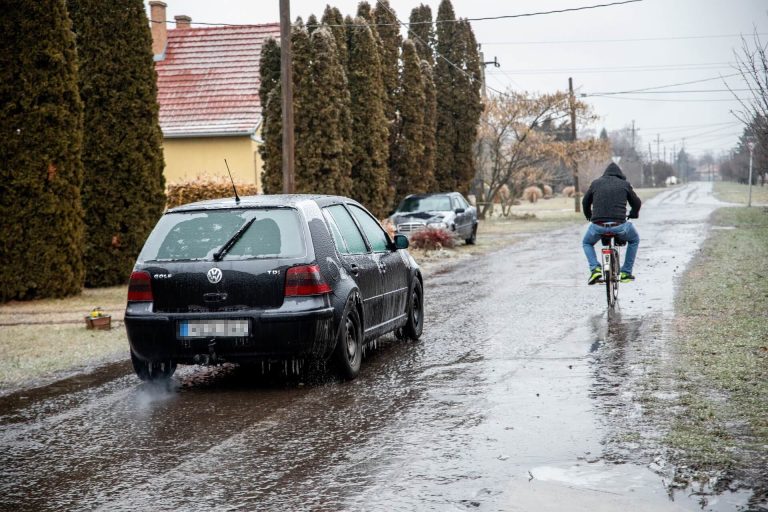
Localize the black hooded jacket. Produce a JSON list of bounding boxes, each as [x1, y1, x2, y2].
[[582, 163, 641, 223]]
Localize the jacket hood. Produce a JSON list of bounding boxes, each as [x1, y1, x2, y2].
[[603, 162, 626, 180]]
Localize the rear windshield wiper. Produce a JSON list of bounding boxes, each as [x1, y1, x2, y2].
[[213, 217, 256, 262]]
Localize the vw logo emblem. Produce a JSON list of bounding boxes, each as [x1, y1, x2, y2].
[[207, 268, 223, 284]]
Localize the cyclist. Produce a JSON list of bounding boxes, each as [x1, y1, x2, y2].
[[582, 162, 641, 285]]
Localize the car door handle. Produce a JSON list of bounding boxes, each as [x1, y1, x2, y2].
[[349, 263, 359, 276]]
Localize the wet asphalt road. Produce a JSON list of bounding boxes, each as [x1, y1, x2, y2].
[[0, 182, 751, 511]]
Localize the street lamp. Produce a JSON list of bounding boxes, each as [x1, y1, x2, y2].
[[747, 138, 755, 207]]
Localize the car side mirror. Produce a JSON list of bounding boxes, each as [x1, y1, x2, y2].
[[454, 208, 465, 214], [393, 234, 409, 250]]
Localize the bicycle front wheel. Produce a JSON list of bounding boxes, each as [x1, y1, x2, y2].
[[605, 266, 614, 308], [610, 249, 620, 307]]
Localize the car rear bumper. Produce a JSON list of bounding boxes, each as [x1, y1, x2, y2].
[[125, 297, 336, 364]]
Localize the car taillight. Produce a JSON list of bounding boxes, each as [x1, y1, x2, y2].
[[127, 271, 153, 301], [285, 264, 332, 296]]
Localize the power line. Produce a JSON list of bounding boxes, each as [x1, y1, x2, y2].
[[481, 32, 768, 46], [488, 61, 733, 75], [584, 72, 742, 95], [586, 94, 750, 102], [373, 0, 511, 99], [642, 121, 740, 131], [428, 0, 643, 25], [587, 88, 752, 94], [150, 0, 643, 28]]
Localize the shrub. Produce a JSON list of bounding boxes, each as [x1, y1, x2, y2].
[[523, 186, 543, 203], [165, 176, 260, 209], [542, 184, 553, 198], [561, 185, 576, 198], [409, 227, 456, 251]]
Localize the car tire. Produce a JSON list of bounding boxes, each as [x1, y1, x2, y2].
[[465, 224, 477, 245], [333, 296, 363, 380], [130, 349, 176, 382], [403, 279, 424, 340]]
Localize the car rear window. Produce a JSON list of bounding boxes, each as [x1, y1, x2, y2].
[[137, 208, 305, 262]]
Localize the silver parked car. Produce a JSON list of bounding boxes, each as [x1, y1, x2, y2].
[[389, 192, 478, 245]]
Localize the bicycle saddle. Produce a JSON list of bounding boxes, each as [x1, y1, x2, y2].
[[600, 234, 627, 246]]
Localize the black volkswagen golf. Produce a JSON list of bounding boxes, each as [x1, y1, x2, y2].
[[125, 195, 423, 381]]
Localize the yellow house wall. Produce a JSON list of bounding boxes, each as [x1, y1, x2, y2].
[[162, 136, 263, 192]]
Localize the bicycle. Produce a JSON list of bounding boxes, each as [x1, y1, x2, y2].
[[599, 233, 626, 309]]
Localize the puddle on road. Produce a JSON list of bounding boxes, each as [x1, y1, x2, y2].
[[582, 311, 759, 511]]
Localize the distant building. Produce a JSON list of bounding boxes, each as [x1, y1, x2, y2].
[[149, 1, 280, 190]]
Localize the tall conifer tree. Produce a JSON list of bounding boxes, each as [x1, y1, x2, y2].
[[347, 17, 391, 217], [420, 59, 438, 192], [306, 14, 319, 36], [356, 1, 374, 23], [393, 40, 426, 198], [258, 38, 282, 194], [453, 19, 483, 194], [0, 0, 85, 300], [373, 1, 402, 125], [434, 0, 459, 191], [68, 0, 166, 287], [301, 27, 352, 196], [408, 4, 435, 65], [261, 24, 312, 193], [321, 6, 348, 66], [434, 0, 482, 193]]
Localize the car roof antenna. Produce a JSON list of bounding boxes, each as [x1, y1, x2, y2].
[[224, 159, 240, 204]]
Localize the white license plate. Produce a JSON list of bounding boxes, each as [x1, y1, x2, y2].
[[178, 320, 250, 338]]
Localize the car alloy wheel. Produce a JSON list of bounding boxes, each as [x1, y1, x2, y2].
[[403, 280, 423, 340], [334, 296, 362, 379]]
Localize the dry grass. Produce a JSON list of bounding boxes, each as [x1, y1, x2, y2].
[[713, 181, 768, 205], [0, 286, 128, 392], [665, 206, 768, 485], [0, 324, 127, 389]]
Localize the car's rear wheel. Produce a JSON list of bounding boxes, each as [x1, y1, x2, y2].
[[130, 349, 176, 382], [465, 224, 477, 245], [333, 297, 363, 380], [403, 279, 424, 340]]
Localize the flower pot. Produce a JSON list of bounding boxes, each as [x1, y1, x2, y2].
[[85, 315, 111, 330]]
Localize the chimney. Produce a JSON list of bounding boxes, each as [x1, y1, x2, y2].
[[174, 15, 192, 29], [149, 1, 168, 57]]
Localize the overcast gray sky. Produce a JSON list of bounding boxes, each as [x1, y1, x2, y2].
[[147, 0, 768, 159]]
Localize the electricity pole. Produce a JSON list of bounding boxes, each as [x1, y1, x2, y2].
[[279, 0, 295, 193], [747, 139, 755, 207], [569, 77, 580, 213]]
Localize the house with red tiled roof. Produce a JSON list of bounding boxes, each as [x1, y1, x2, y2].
[[149, 1, 280, 190]]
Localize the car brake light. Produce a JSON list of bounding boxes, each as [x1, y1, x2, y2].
[[128, 271, 153, 301], [285, 264, 332, 296]]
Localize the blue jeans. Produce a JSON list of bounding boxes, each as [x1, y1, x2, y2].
[[582, 221, 640, 274]]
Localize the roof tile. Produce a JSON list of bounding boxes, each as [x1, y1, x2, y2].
[[155, 24, 280, 137]]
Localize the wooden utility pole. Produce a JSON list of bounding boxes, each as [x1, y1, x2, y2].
[[569, 77, 580, 213], [279, 0, 295, 193]]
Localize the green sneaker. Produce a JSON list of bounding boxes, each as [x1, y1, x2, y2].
[[620, 272, 635, 283], [588, 267, 602, 285]]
